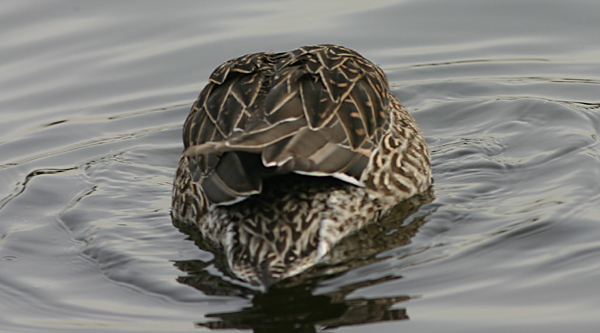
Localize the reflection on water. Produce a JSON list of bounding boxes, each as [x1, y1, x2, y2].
[[197, 277, 409, 332], [173, 190, 433, 331]]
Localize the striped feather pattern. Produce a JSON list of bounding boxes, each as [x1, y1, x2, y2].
[[182, 44, 392, 205], [172, 44, 433, 289]]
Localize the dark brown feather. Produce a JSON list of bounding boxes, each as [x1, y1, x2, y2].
[[182, 44, 394, 205]]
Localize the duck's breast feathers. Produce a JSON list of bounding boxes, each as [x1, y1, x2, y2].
[[183, 44, 394, 203]]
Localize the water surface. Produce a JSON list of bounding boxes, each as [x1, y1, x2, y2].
[[1, 0, 599, 332]]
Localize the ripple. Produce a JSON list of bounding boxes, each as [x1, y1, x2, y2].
[[2, 0, 600, 331]]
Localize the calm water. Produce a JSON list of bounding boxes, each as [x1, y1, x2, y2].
[[1, 0, 600, 332]]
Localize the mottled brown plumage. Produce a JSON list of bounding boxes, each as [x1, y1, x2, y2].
[[172, 44, 432, 289]]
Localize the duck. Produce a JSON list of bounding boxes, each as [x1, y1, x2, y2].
[[171, 44, 432, 289]]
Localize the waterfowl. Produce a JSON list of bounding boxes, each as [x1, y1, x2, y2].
[[171, 44, 432, 288]]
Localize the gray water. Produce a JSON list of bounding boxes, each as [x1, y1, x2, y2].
[[1, 0, 600, 332]]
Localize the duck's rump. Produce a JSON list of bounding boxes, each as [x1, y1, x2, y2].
[[203, 173, 383, 287], [182, 44, 392, 206]]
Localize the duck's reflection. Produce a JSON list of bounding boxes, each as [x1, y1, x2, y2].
[[172, 189, 433, 332], [196, 276, 410, 332]]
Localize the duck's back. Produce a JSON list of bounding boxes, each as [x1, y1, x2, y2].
[[181, 44, 398, 206], [172, 44, 432, 288]]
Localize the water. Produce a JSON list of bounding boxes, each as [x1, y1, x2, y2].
[[1, 0, 599, 332]]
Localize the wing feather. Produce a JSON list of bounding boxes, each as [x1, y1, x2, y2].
[[182, 44, 394, 205]]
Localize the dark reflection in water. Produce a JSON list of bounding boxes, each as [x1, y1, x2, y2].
[[196, 277, 409, 332], [173, 190, 433, 332]]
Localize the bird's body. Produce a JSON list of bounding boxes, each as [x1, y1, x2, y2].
[[172, 44, 432, 288]]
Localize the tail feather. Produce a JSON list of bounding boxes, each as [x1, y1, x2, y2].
[[181, 44, 397, 206], [201, 152, 263, 205]]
